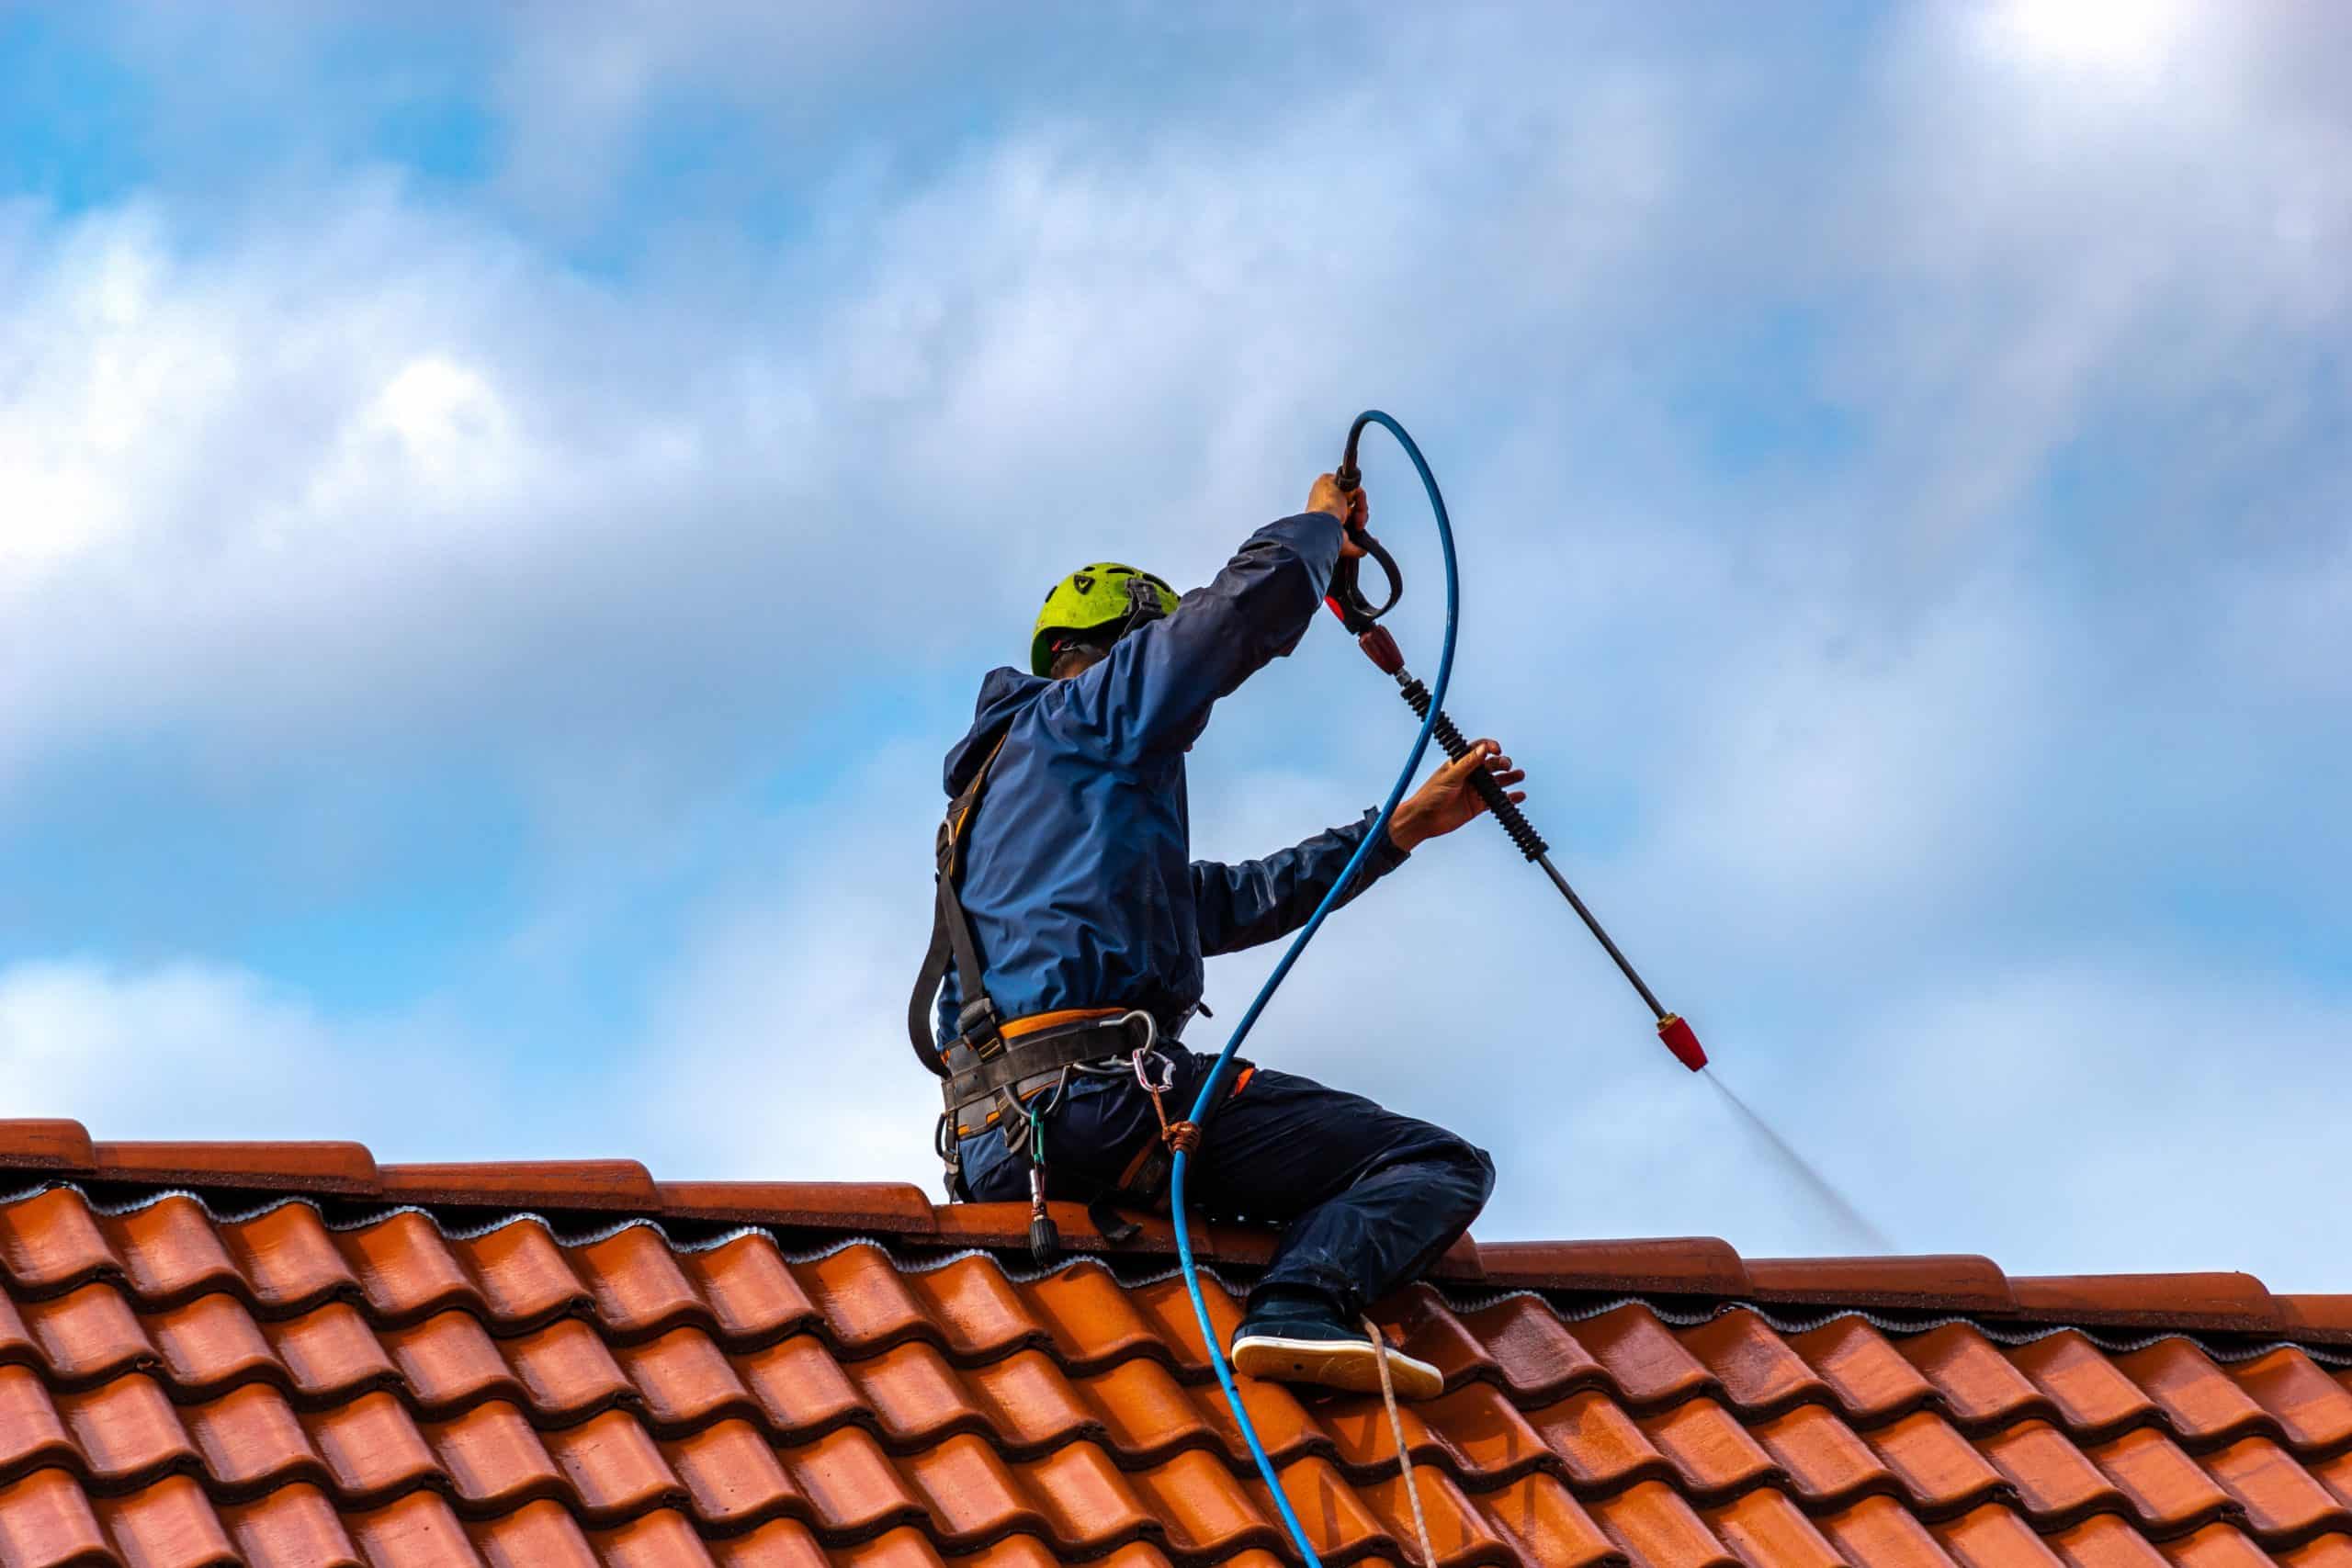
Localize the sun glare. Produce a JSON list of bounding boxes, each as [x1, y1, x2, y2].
[[1983, 0, 2191, 77]]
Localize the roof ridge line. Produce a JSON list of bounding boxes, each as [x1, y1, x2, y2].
[[13, 1175, 2349, 1374]]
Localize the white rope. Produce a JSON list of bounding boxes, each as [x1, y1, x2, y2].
[[1367, 1314, 1436, 1568]]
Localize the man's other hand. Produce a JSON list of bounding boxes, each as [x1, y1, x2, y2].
[[1386, 741, 1527, 852], [1306, 473, 1370, 555]]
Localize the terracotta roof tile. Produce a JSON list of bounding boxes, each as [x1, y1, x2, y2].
[[6, 1122, 2352, 1565]]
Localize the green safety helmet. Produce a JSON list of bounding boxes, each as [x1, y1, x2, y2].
[[1031, 562, 1181, 676]]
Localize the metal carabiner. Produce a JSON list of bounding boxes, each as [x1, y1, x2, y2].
[[1121, 1010, 1172, 1093]]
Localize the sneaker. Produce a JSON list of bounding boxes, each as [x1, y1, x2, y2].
[[1230, 1303, 1443, 1401]]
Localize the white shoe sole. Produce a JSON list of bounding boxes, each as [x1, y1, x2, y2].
[[1230, 1331, 1445, 1401]]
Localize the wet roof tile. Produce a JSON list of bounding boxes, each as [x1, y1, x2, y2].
[[4, 1121, 2351, 1565]]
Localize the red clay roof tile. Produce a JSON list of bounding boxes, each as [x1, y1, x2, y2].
[[4, 1122, 2352, 1565], [93, 1141, 379, 1194]]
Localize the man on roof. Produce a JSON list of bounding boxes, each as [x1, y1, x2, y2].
[[913, 472, 1521, 1400]]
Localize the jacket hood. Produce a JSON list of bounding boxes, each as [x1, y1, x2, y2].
[[944, 667, 1047, 795]]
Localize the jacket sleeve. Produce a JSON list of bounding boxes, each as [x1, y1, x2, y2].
[[1191, 809, 1413, 957], [1035, 513, 1343, 761]]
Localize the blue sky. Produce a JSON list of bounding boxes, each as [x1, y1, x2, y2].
[[2, 2, 2347, 1283]]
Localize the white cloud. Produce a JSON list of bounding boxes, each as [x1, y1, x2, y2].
[[0, 957, 513, 1157], [4, 2, 2348, 1288]]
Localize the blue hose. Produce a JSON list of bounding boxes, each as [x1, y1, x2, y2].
[[1170, 411, 1459, 1565]]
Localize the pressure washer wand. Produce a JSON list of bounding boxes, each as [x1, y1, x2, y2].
[[1331, 438, 1707, 1073]]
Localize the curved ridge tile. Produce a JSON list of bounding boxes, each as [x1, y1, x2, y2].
[[1747, 1256, 2016, 1314], [0, 1122, 96, 1173], [379, 1161, 660, 1213], [2012, 1275, 2280, 1335], [1477, 1236, 1747, 1296], [96, 1143, 378, 1197]]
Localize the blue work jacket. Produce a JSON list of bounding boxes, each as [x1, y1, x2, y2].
[[933, 512, 1412, 1048]]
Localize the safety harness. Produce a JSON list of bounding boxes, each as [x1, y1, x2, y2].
[[908, 727, 1199, 1262]]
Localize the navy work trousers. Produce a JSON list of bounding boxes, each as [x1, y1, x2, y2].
[[957, 1048, 1496, 1318]]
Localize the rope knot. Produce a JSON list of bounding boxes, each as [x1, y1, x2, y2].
[[1162, 1120, 1202, 1156]]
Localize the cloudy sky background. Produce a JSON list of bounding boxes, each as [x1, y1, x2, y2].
[[3, 2, 2346, 1283]]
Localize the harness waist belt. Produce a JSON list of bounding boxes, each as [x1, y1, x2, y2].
[[941, 1010, 1150, 1135]]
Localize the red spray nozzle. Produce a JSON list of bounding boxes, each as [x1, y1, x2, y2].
[[1657, 1013, 1707, 1072]]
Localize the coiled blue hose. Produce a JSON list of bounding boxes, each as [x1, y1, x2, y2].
[[1169, 411, 1459, 1565]]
